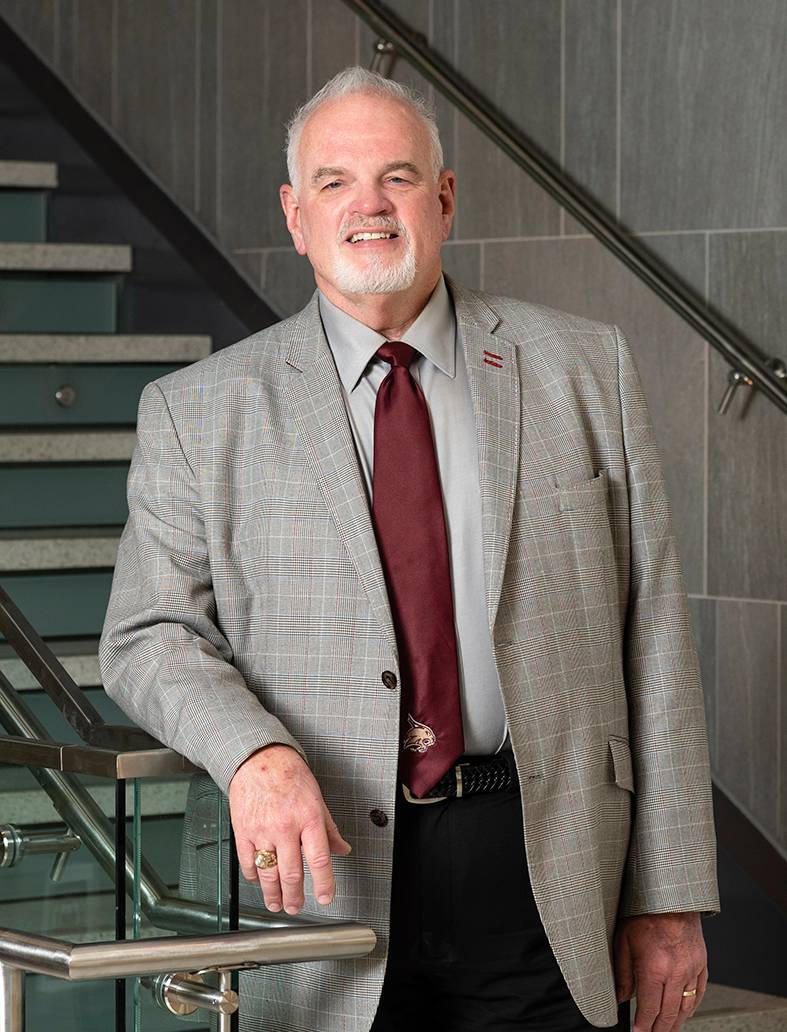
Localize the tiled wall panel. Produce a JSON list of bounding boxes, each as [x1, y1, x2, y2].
[[218, 0, 307, 250], [620, 0, 787, 231], [115, 0, 198, 214], [717, 600, 780, 840]]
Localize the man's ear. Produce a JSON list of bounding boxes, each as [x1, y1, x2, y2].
[[279, 184, 307, 255], [438, 170, 457, 240]]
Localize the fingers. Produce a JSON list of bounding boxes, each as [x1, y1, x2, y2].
[[235, 833, 260, 883], [632, 977, 663, 1032], [237, 819, 351, 914], [676, 966, 707, 1026], [633, 968, 705, 1032], [614, 929, 635, 1003], [254, 840, 284, 912], [651, 980, 683, 1032], [696, 964, 709, 1007], [301, 819, 337, 905], [268, 834, 306, 914]]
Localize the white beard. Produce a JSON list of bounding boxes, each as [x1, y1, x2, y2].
[[329, 240, 417, 295]]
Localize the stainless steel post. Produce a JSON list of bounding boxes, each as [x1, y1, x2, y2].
[[216, 970, 232, 1032], [0, 964, 23, 1032]]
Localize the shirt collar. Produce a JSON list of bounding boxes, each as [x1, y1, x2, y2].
[[318, 274, 456, 393]]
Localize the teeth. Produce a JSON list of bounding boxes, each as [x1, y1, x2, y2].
[[349, 231, 395, 243]]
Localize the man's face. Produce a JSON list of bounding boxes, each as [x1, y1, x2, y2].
[[280, 92, 456, 304]]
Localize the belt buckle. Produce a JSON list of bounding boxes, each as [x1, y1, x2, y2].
[[401, 784, 445, 804], [401, 763, 466, 805]]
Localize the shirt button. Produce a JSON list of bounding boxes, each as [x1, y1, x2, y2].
[[369, 808, 388, 827], [381, 671, 397, 690]]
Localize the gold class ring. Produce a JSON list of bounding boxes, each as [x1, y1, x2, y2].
[[682, 989, 698, 998], [253, 848, 278, 870]]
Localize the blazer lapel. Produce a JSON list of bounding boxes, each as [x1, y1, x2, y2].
[[284, 293, 398, 658], [447, 276, 520, 634]]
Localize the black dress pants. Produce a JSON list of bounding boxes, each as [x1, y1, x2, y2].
[[371, 763, 630, 1031]]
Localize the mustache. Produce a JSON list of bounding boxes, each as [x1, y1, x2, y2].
[[339, 217, 409, 242]]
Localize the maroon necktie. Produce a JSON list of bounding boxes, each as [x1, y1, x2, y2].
[[371, 341, 464, 798]]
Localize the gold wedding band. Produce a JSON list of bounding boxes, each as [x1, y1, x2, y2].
[[253, 848, 278, 870], [682, 989, 698, 998]]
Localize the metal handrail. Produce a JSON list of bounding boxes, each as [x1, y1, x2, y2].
[[0, 923, 376, 980], [340, 0, 787, 415], [0, 923, 376, 1031]]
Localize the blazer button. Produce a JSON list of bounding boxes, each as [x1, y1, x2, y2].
[[369, 808, 388, 827], [381, 671, 397, 690]]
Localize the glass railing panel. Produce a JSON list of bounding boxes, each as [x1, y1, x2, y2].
[[0, 764, 120, 1031], [129, 771, 228, 1031]]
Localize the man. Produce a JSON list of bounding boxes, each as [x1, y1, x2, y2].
[[99, 67, 719, 1031]]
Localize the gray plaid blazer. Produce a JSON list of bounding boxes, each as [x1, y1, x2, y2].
[[99, 275, 720, 1030]]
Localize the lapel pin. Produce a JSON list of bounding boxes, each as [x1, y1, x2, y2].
[[483, 349, 503, 368]]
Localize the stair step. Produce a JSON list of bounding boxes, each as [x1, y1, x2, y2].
[[0, 777, 189, 824], [688, 982, 787, 1028], [0, 641, 100, 690], [0, 532, 121, 571], [0, 333, 211, 362], [0, 242, 132, 272], [0, 159, 58, 189], [0, 430, 136, 462]]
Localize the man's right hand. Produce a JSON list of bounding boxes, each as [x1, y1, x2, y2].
[[228, 743, 352, 914]]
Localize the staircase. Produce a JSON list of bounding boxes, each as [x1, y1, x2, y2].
[[0, 85, 219, 1032], [0, 154, 210, 659]]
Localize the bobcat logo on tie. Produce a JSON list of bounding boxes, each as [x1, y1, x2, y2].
[[403, 714, 436, 753]]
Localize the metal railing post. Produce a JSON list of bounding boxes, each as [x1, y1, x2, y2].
[[0, 963, 24, 1032]]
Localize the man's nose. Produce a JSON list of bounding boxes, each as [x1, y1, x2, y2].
[[350, 183, 393, 215]]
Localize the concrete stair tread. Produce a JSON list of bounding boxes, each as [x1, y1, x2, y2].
[[0, 639, 101, 690], [626, 983, 787, 1029], [0, 332, 211, 362], [0, 776, 190, 823], [0, 530, 122, 570], [693, 982, 787, 1020], [0, 429, 137, 462], [0, 159, 58, 189], [0, 241, 132, 272]]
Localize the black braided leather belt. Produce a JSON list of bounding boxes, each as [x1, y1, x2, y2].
[[401, 749, 516, 804]]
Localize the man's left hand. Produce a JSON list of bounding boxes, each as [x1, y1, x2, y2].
[[614, 912, 708, 1032]]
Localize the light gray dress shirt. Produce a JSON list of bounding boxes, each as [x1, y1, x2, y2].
[[318, 274, 510, 756]]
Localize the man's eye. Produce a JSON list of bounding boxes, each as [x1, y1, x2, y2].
[[323, 181, 342, 190], [387, 177, 407, 184]]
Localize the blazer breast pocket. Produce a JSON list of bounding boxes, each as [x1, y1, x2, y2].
[[555, 468, 608, 513], [516, 467, 609, 516]]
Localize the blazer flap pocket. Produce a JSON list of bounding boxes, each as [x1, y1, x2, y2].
[[555, 467, 606, 491], [608, 735, 635, 793], [518, 467, 606, 500]]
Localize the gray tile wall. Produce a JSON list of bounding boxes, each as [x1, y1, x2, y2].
[[2, 0, 784, 856]]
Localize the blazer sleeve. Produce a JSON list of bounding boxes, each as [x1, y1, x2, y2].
[[98, 380, 309, 795], [614, 326, 720, 918]]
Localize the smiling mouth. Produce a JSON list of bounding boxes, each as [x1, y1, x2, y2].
[[346, 231, 399, 244]]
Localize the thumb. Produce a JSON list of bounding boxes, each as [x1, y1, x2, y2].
[[614, 927, 635, 1003]]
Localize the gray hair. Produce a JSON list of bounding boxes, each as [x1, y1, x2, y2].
[[285, 66, 444, 193]]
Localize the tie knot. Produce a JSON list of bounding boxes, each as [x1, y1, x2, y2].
[[377, 340, 417, 369]]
